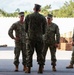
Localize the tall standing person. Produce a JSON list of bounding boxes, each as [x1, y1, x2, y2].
[[25, 4, 46, 73], [8, 12, 27, 72], [66, 28, 74, 68], [42, 14, 60, 71]]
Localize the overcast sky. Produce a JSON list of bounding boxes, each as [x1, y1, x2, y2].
[[0, 0, 70, 13]]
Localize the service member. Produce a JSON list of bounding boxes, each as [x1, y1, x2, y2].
[[25, 4, 46, 73], [42, 14, 60, 71], [8, 12, 27, 72], [66, 32, 74, 68]]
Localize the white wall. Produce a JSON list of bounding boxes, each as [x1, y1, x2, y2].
[[0, 17, 19, 46], [53, 18, 74, 34], [0, 17, 74, 46]]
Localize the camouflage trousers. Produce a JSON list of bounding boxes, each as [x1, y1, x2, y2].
[[70, 46, 74, 65], [42, 42, 57, 66], [26, 39, 44, 67], [14, 42, 26, 66]]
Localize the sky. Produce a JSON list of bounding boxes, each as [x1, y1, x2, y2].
[[0, 0, 70, 13]]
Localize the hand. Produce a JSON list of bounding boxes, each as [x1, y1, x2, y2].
[[14, 37, 20, 41], [55, 44, 59, 48]]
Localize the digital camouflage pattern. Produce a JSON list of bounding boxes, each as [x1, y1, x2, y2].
[[43, 22, 60, 66], [25, 12, 46, 40], [44, 23, 60, 44], [25, 12, 46, 67], [8, 21, 26, 66], [70, 33, 74, 65]]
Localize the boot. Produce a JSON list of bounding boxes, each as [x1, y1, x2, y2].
[[38, 65, 44, 73], [23, 65, 27, 71], [52, 65, 56, 71], [66, 64, 73, 69], [15, 65, 18, 72], [25, 67, 31, 73]]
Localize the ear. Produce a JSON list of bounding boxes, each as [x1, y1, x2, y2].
[[39, 9, 41, 12], [51, 18, 53, 21], [33, 8, 35, 11]]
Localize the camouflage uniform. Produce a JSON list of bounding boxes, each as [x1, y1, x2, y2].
[[25, 12, 46, 67], [70, 34, 74, 65], [8, 21, 26, 66], [43, 22, 60, 66]]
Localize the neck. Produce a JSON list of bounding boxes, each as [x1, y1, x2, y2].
[[34, 11, 38, 13], [20, 20, 24, 24], [34, 9, 39, 13], [48, 22, 52, 25]]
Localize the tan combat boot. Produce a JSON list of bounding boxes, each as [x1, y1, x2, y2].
[[66, 64, 73, 69], [38, 65, 44, 73], [25, 67, 31, 73], [15, 65, 18, 72], [52, 65, 56, 71], [23, 65, 27, 71]]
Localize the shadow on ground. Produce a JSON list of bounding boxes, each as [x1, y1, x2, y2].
[[0, 59, 74, 75]]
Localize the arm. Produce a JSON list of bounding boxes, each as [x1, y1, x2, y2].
[[55, 25, 60, 44], [55, 25, 60, 48], [25, 15, 29, 33], [8, 24, 15, 39], [42, 16, 47, 34]]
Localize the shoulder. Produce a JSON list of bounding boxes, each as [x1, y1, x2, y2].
[[52, 23, 58, 27], [39, 13, 45, 18], [13, 21, 19, 24], [28, 13, 37, 17], [26, 14, 31, 18], [25, 14, 31, 20], [38, 14, 46, 21], [12, 21, 19, 27], [51, 23, 59, 30]]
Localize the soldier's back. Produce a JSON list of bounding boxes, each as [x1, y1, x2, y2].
[[28, 12, 45, 39]]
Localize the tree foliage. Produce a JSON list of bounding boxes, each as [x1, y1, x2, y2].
[[52, 0, 74, 17], [40, 5, 51, 16], [0, 0, 74, 17]]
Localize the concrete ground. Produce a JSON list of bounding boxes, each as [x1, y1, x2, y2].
[[0, 47, 74, 75]]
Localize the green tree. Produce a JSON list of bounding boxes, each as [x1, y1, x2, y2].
[[52, 0, 74, 17], [15, 8, 20, 13], [40, 5, 51, 16]]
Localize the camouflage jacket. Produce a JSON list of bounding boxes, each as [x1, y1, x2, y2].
[[25, 12, 46, 41], [8, 21, 26, 43], [44, 22, 60, 44]]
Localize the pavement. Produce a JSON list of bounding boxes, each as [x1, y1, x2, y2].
[[0, 47, 74, 75]]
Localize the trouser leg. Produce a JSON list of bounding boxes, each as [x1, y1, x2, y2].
[[14, 47, 20, 66], [26, 40, 34, 67], [35, 40, 44, 65], [70, 47, 74, 65], [66, 47, 74, 68], [21, 43, 27, 71], [42, 42, 48, 64], [25, 40, 34, 73], [22, 43, 26, 65], [35, 40, 45, 73], [50, 46, 57, 66]]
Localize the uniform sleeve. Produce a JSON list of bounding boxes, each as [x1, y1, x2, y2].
[[42, 16, 47, 34], [8, 24, 16, 39], [25, 15, 29, 33], [55, 25, 60, 44]]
